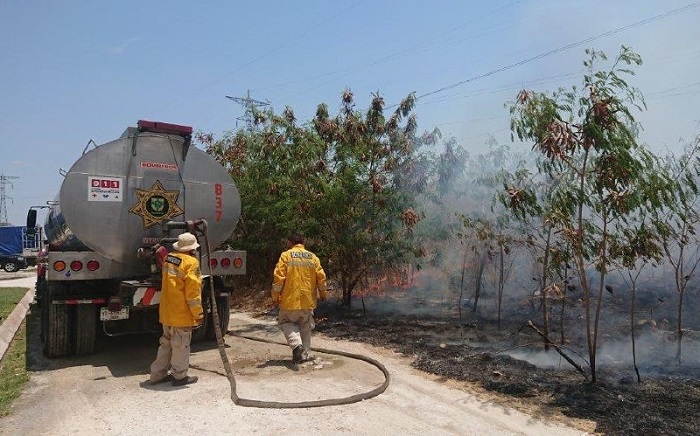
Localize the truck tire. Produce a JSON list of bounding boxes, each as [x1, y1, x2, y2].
[[35, 277, 47, 308], [43, 283, 70, 358], [40, 288, 49, 342], [206, 295, 231, 340], [74, 305, 97, 355], [45, 302, 70, 357]]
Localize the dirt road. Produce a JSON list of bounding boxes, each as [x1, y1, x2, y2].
[[0, 278, 588, 435]]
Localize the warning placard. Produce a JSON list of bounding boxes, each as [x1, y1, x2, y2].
[[88, 176, 123, 202]]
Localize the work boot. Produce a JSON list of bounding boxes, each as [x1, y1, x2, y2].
[[172, 375, 198, 386], [301, 353, 316, 363], [292, 345, 304, 364], [149, 374, 174, 385]]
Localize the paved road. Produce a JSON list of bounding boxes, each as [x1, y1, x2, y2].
[[0, 271, 36, 288]]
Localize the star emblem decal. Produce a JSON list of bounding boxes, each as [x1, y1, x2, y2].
[[129, 180, 184, 228]]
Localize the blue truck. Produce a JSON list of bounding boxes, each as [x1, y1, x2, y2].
[[0, 225, 42, 271]]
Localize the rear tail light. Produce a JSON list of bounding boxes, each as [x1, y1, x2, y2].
[[51, 259, 100, 273], [208, 255, 244, 270]]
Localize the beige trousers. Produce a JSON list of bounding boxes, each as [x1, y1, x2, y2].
[[149, 325, 193, 382], [277, 309, 315, 352]]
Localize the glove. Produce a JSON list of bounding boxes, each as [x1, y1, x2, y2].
[[271, 290, 281, 306]]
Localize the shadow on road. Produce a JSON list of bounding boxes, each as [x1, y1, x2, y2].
[[24, 304, 227, 379]]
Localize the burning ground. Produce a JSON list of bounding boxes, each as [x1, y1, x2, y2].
[[236, 279, 700, 436]]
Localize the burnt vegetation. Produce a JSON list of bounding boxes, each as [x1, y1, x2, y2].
[[217, 47, 700, 435]]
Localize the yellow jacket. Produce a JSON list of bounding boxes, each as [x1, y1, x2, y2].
[[160, 251, 203, 327], [272, 244, 327, 310]]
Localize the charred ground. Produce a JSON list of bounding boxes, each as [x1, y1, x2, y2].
[[234, 286, 700, 436], [315, 311, 700, 436]]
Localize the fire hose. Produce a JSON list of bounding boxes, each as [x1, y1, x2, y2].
[[193, 221, 390, 408]]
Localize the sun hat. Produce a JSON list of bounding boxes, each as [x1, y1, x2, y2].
[[173, 232, 200, 252]]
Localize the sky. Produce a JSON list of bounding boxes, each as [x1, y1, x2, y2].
[[1, 0, 699, 226]]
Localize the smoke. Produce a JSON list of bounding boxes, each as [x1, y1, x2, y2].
[[505, 330, 700, 376], [333, 132, 700, 378]]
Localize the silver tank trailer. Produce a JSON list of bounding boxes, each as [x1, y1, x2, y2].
[[46, 121, 240, 275]]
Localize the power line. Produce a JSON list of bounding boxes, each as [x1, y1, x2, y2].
[[412, 2, 700, 103], [276, 0, 526, 102], [148, 0, 365, 119], [419, 70, 584, 106], [646, 81, 700, 98]]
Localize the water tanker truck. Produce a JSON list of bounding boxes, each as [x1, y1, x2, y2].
[[28, 120, 246, 357]]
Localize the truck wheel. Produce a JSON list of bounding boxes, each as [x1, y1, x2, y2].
[[45, 302, 70, 357], [74, 305, 97, 355], [3, 262, 18, 273], [40, 289, 49, 342], [43, 283, 70, 357], [206, 295, 231, 340], [35, 278, 46, 307]]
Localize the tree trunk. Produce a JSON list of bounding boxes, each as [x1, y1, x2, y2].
[[459, 248, 468, 336], [630, 280, 641, 382], [540, 225, 553, 350], [342, 288, 351, 308], [588, 211, 610, 383], [676, 290, 685, 364], [341, 274, 352, 308], [497, 245, 505, 330], [473, 252, 486, 313]]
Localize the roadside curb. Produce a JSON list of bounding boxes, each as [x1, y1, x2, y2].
[[0, 288, 35, 364]]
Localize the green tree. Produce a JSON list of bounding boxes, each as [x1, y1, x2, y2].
[[458, 215, 515, 330], [202, 90, 427, 308], [311, 90, 424, 307], [457, 144, 530, 327], [496, 164, 569, 349], [506, 47, 672, 381], [198, 106, 327, 284], [652, 139, 700, 363]]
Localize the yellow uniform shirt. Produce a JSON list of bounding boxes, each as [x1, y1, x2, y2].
[[272, 244, 327, 310], [160, 251, 203, 327]]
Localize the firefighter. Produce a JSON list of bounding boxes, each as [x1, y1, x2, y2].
[[149, 232, 204, 386], [272, 232, 327, 364]]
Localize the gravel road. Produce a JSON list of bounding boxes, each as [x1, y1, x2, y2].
[[0, 276, 589, 436]]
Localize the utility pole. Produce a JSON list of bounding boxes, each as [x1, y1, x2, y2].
[[0, 174, 19, 226], [225, 91, 270, 131]]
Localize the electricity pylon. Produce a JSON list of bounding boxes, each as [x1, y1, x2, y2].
[[0, 174, 19, 226], [226, 90, 270, 131]]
